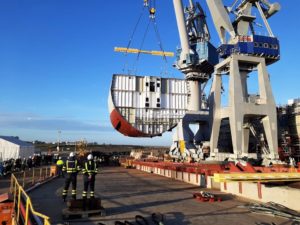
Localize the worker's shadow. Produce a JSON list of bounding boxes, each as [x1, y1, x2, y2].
[[255, 223, 277, 225], [164, 212, 191, 225]]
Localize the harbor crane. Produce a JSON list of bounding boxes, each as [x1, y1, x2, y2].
[[109, 0, 282, 163], [207, 0, 281, 162]]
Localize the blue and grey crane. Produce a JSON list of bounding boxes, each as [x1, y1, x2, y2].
[[207, 0, 281, 163], [170, 0, 218, 159]]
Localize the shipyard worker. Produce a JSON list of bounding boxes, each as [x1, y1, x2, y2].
[[21, 158, 27, 171], [62, 152, 80, 201], [82, 154, 98, 199], [56, 156, 64, 178], [14, 158, 22, 172], [0, 162, 4, 177], [27, 156, 33, 170]]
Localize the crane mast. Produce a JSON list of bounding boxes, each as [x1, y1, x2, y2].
[[170, 0, 218, 160]]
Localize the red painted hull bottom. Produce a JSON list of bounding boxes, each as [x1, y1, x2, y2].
[[110, 109, 155, 137]]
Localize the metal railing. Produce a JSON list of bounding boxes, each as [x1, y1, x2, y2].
[[12, 167, 54, 190], [10, 167, 54, 225]]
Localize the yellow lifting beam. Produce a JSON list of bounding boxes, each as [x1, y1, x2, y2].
[[114, 47, 174, 57], [214, 172, 300, 183]]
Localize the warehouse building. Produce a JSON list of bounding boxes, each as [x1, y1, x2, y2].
[[0, 136, 35, 161]]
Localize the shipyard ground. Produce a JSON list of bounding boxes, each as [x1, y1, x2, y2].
[[0, 178, 10, 193], [24, 167, 293, 225]]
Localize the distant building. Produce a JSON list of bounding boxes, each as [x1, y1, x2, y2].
[[0, 136, 35, 161], [277, 98, 300, 161]]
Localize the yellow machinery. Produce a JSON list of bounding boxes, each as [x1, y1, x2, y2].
[[124, 159, 134, 168], [76, 141, 89, 158], [0, 193, 13, 225], [119, 158, 135, 169], [114, 47, 174, 57]]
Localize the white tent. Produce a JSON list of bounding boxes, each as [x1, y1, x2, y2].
[[0, 136, 35, 161]]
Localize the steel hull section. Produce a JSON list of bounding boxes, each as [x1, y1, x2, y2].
[[108, 74, 188, 138], [108, 92, 153, 137]]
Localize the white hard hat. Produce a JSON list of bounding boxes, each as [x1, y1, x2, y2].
[[69, 152, 75, 157], [87, 154, 93, 160]]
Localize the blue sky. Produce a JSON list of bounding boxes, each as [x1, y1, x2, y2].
[[0, 0, 298, 145]]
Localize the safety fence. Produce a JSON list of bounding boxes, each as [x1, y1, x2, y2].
[[11, 167, 55, 190], [9, 167, 54, 225]]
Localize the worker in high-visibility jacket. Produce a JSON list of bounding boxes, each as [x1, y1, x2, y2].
[[56, 156, 64, 178], [62, 152, 80, 201], [82, 154, 98, 199]]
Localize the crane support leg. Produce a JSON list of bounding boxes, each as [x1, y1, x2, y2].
[[170, 112, 210, 160], [209, 73, 222, 158], [209, 54, 279, 162]]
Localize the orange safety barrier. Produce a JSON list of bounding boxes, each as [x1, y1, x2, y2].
[[133, 160, 300, 176], [0, 193, 13, 225]]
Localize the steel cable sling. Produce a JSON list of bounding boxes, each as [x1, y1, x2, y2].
[[135, 19, 151, 65], [117, 0, 173, 75], [122, 4, 146, 73]]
